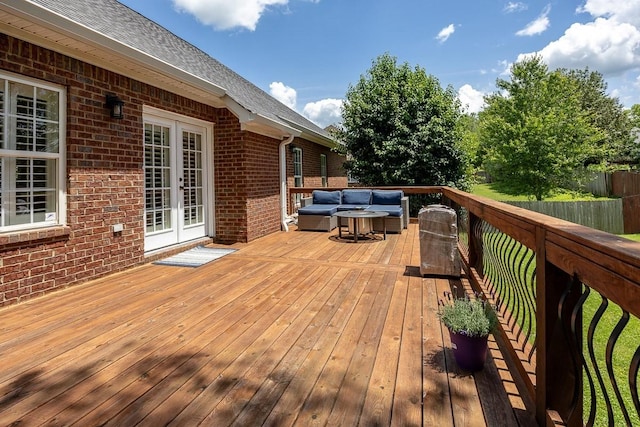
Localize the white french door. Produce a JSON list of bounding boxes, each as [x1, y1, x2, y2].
[[143, 110, 213, 252]]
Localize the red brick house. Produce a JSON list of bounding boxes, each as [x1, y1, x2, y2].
[[0, 0, 347, 307]]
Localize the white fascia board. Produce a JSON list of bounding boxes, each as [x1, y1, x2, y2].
[[224, 95, 301, 139], [277, 116, 335, 147], [2, 1, 227, 98], [249, 114, 300, 136]]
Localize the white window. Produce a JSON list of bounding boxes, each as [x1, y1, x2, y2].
[[0, 73, 65, 231], [320, 154, 327, 187], [292, 147, 303, 207]]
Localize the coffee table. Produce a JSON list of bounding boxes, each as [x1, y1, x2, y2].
[[334, 210, 389, 242]]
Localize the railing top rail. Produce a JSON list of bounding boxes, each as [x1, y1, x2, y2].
[[288, 186, 444, 194]]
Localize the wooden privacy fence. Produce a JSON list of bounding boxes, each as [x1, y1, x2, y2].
[[507, 200, 624, 234], [290, 186, 640, 426], [586, 171, 640, 198]]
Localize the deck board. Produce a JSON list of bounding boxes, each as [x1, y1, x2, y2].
[[0, 224, 536, 426]]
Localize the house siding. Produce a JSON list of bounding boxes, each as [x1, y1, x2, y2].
[[0, 34, 343, 307]]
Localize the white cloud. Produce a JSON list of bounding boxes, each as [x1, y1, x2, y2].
[[518, 18, 640, 75], [577, 0, 640, 26], [492, 60, 512, 76], [302, 99, 343, 127], [172, 0, 288, 31], [269, 82, 297, 109], [436, 24, 456, 43], [504, 2, 527, 14], [516, 4, 551, 36], [458, 84, 486, 113]]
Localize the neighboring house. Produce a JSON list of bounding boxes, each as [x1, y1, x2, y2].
[[0, 0, 347, 307]]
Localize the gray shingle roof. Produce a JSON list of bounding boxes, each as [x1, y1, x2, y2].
[[30, 0, 331, 140]]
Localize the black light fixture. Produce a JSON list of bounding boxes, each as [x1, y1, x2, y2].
[[105, 94, 124, 119], [289, 143, 298, 153]]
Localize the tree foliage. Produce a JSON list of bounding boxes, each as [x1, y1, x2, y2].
[[457, 113, 482, 177], [479, 56, 605, 200], [558, 68, 633, 164], [337, 53, 468, 191], [627, 104, 640, 164]]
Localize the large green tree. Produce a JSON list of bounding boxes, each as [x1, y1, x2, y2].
[[479, 56, 604, 200], [558, 68, 633, 164], [337, 54, 468, 192], [627, 104, 640, 164]]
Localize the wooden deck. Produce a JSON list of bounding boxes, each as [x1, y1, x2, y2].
[[0, 224, 536, 426]]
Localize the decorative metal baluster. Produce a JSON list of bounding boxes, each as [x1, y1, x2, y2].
[[586, 294, 613, 427], [526, 266, 537, 362], [605, 310, 632, 426], [569, 286, 598, 427], [558, 276, 583, 422], [629, 345, 640, 420]]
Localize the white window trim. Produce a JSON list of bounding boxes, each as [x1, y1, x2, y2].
[[0, 71, 66, 232], [292, 147, 303, 207], [293, 147, 303, 187], [142, 105, 215, 240], [320, 153, 327, 187]]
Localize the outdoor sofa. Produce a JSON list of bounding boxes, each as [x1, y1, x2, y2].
[[297, 189, 409, 233]]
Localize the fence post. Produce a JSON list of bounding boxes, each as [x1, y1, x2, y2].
[[468, 212, 483, 277], [536, 226, 582, 426]]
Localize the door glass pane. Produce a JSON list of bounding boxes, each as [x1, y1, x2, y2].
[[182, 130, 204, 227], [144, 123, 172, 234]]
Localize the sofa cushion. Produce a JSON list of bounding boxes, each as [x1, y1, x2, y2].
[[312, 190, 341, 205], [371, 190, 403, 205], [298, 204, 339, 216], [341, 189, 372, 205], [337, 204, 371, 211], [367, 205, 403, 217]]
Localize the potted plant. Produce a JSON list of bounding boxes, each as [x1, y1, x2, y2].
[[438, 294, 498, 372]]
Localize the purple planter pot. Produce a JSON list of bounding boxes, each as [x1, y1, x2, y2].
[[449, 330, 489, 372]]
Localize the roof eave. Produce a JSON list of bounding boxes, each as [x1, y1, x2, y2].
[[277, 116, 335, 147], [224, 96, 301, 140]]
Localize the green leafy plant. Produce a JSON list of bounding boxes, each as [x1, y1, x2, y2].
[[439, 295, 498, 338]]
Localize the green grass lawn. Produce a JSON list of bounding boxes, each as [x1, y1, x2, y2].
[[472, 182, 640, 242], [472, 182, 608, 202]]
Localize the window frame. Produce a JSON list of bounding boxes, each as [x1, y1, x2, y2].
[[292, 147, 303, 207], [320, 153, 327, 187], [0, 71, 66, 232]]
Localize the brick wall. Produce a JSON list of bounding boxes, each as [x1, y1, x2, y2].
[[213, 109, 249, 243], [0, 35, 223, 306], [245, 132, 282, 241], [286, 139, 348, 212], [0, 33, 345, 307]]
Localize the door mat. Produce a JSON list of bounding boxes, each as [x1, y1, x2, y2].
[[153, 246, 236, 268]]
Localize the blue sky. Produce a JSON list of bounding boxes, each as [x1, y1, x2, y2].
[[118, 0, 640, 128]]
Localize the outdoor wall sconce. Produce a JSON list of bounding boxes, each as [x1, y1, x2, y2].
[[105, 94, 125, 119], [289, 143, 298, 153]]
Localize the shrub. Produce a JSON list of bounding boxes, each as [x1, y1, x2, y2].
[[439, 296, 498, 338]]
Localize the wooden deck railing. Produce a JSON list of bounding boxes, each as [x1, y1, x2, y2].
[[290, 186, 640, 426]]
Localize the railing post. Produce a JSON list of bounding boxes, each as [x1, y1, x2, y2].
[[468, 212, 483, 277], [536, 226, 582, 426]]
